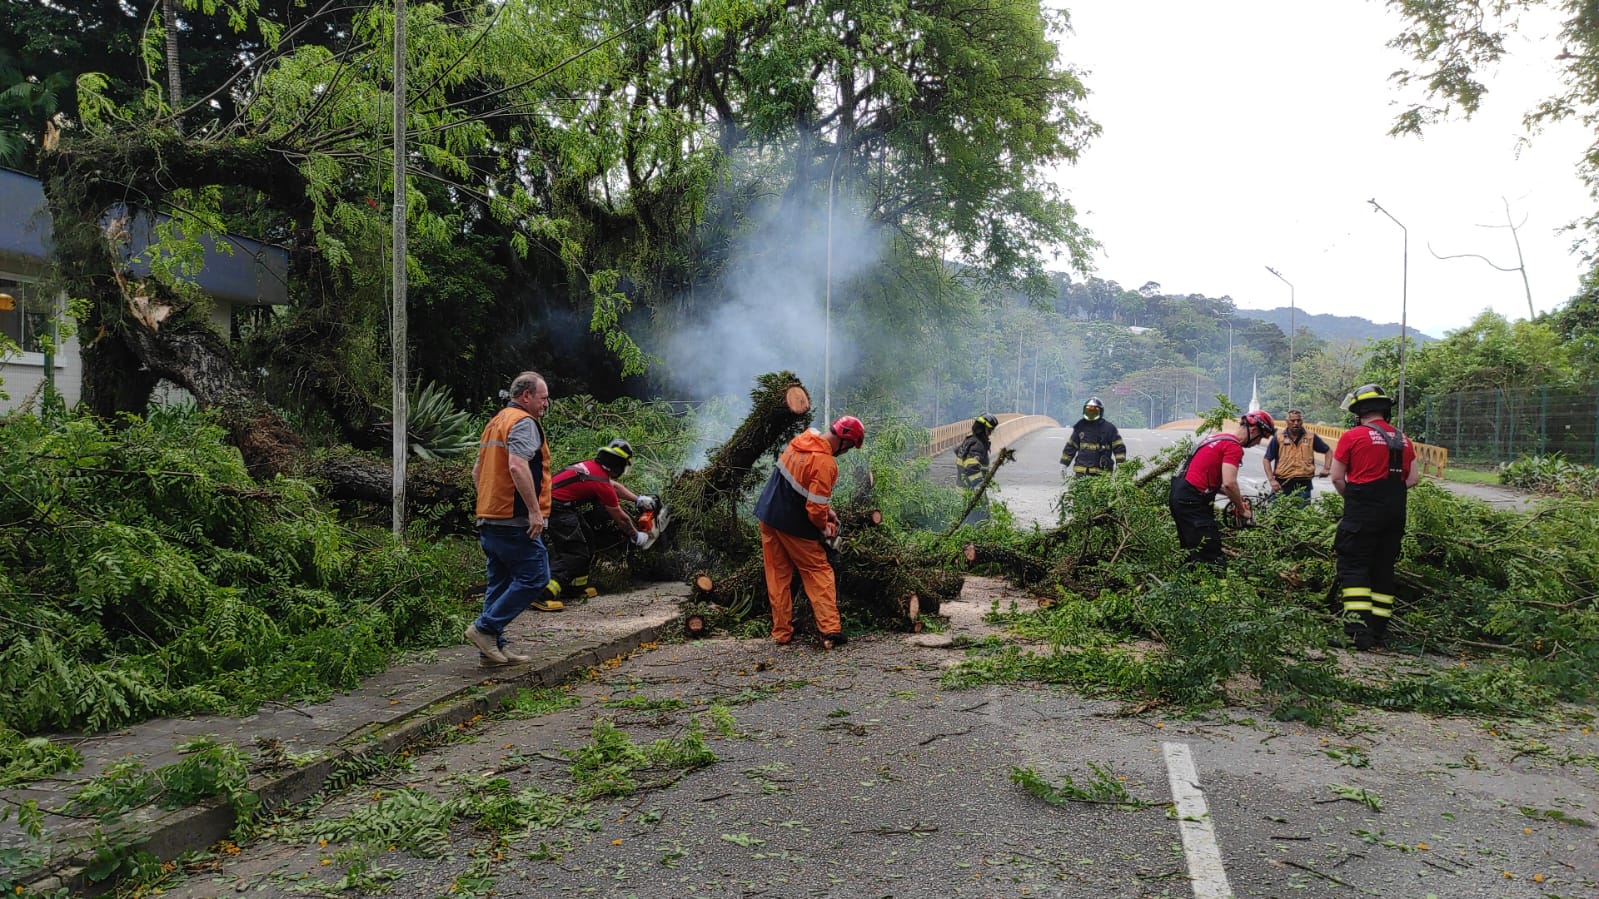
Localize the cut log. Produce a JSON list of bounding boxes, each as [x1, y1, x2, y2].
[[693, 573, 715, 593], [785, 385, 811, 414]]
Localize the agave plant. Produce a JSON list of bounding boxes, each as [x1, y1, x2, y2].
[[398, 381, 477, 460]]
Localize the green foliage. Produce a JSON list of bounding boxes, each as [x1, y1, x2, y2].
[[1499, 455, 1599, 497], [0, 407, 476, 734], [399, 381, 477, 460], [564, 716, 717, 800], [286, 788, 462, 858], [1010, 763, 1153, 810], [0, 728, 81, 787], [498, 687, 581, 720], [62, 737, 257, 835], [940, 416, 1599, 719]]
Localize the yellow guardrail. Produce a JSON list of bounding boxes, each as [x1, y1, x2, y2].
[[1157, 418, 1447, 477], [926, 414, 1061, 458], [1303, 423, 1448, 477]]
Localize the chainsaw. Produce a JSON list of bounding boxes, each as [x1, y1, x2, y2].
[[634, 502, 670, 550]]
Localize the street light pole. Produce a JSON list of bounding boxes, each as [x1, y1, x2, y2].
[[1368, 198, 1409, 433], [823, 148, 843, 425], [391, 0, 408, 540], [1265, 266, 1294, 411], [1219, 311, 1233, 402]]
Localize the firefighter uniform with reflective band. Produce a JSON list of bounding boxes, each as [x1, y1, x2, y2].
[[753, 429, 843, 643], [955, 433, 991, 490], [543, 459, 622, 601], [1060, 417, 1127, 475], [1334, 422, 1416, 642], [1168, 434, 1242, 568]]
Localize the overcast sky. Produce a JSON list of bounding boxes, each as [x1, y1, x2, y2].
[[1049, 0, 1595, 339]]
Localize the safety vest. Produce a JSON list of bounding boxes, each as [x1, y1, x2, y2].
[[475, 406, 552, 521], [1273, 432, 1318, 479]]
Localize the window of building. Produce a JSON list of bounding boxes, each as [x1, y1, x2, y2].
[[0, 275, 53, 355]]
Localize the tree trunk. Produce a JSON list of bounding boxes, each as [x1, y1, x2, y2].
[[163, 0, 183, 131]]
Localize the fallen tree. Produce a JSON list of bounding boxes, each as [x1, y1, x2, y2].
[[629, 372, 963, 637]]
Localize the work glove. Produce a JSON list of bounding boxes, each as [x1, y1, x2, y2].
[[635, 494, 658, 511], [632, 531, 649, 548]]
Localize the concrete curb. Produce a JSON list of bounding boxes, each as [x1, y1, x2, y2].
[[24, 618, 675, 895]]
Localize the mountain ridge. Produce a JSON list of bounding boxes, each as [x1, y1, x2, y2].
[[1236, 306, 1439, 344]]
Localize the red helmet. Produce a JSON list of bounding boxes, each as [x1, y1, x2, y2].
[[1242, 410, 1275, 435], [830, 415, 866, 451]]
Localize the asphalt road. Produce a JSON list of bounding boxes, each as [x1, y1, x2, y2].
[[162, 583, 1599, 899]]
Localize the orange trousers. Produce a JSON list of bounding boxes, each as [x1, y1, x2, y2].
[[759, 522, 841, 643]]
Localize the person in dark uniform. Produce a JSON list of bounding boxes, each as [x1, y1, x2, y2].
[[1060, 397, 1127, 476], [1167, 411, 1275, 569], [955, 414, 999, 490], [1329, 385, 1420, 650]]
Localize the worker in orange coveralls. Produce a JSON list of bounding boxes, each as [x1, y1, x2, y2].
[[753, 415, 866, 649]]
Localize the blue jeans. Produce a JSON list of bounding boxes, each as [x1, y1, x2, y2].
[[476, 525, 551, 646]]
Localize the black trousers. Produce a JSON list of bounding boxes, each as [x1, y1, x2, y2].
[[1335, 480, 1407, 636], [546, 504, 594, 595], [1168, 479, 1223, 569]]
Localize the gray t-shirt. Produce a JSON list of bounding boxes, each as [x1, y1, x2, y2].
[[479, 417, 542, 528]]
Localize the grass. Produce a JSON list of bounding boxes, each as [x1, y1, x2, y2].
[[1439, 466, 1500, 485]]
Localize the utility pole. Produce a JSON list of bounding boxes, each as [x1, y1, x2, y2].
[[391, 0, 409, 540], [1368, 199, 1410, 433], [1265, 266, 1294, 410]]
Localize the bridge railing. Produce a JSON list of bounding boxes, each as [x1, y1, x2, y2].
[[1303, 423, 1449, 477], [925, 414, 1061, 458]]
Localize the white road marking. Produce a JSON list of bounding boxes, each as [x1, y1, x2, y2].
[[1162, 741, 1233, 899]]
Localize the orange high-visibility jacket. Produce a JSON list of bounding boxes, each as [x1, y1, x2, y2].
[[475, 406, 552, 521], [754, 429, 838, 539]]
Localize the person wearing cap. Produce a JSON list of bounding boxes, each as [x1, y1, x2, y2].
[[539, 439, 657, 608], [753, 415, 865, 649], [1168, 410, 1276, 569], [1060, 397, 1127, 476], [1330, 384, 1420, 650]]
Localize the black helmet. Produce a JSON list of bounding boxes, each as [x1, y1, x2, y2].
[[1341, 384, 1394, 418], [1083, 396, 1104, 419], [972, 413, 999, 438], [595, 438, 633, 477]]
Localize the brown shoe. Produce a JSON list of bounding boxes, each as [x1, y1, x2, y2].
[[500, 646, 532, 664], [479, 653, 513, 669], [466, 624, 509, 664]]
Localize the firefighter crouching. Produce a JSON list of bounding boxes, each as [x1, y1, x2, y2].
[[539, 439, 658, 608], [1329, 385, 1420, 650], [754, 415, 865, 649], [1168, 411, 1275, 569], [1061, 396, 1127, 475]]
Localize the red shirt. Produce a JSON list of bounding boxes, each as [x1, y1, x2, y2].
[[550, 459, 621, 508], [1184, 435, 1244, 494], [1333, 420, 1416, 485]]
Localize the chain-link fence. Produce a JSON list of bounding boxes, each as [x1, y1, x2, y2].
[[1424, 385, 1599, 467]]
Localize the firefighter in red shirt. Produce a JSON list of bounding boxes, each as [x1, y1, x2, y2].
[[539, 439, 657, 607], [1329, 384, 1420, 650], [1167, 411, 1275, 569]]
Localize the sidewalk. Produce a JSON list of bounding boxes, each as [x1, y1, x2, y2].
[[2, 584, 688, 894]]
